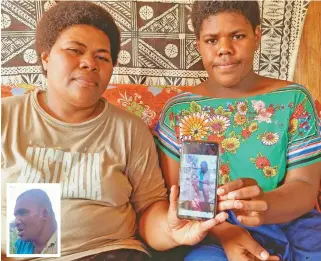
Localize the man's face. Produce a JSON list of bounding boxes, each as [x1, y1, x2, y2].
[[201, 162, 208, 173], [14, 197, 45, 241]]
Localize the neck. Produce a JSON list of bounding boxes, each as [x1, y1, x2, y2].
[[33, 221, 56, 253], [39, 90, 104, 123], [205, 71, 261, 98]]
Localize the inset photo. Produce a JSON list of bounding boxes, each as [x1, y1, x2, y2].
[[6, 183, 61, 258]]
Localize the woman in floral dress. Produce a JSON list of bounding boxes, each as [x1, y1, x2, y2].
[[155, 1, 321, 261]]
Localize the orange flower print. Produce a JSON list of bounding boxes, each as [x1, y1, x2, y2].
[[179, 112, 210, 140], [249, 122, 259, 133]]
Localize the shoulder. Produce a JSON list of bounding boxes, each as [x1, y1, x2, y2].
[[260, 77, 313, 99], [105, 101, 152, 135], [162, 92, 198, 112], [1, 93, 30, 108]]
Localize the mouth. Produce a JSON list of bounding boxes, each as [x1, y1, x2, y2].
[[17, 229, 24, 237], [73, 77, 98, 88], [213, 62, 240, 71]]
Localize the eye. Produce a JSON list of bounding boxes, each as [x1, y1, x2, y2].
[[232, 34, 245, 40], [205, 39, 217, 44], [96, 56, 110, 62], [67, 48, 82, 54]]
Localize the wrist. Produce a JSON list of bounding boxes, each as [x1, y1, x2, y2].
[[209, 222, 242, 244]]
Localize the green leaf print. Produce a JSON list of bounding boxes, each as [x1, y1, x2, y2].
[[190, 101, 202, 113], [181, 109, 190, 116]]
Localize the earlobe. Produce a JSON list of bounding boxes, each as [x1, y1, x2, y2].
[[41, 52, 49, 72]]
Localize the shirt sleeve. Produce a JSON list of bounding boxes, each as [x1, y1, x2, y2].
[[127, 122, 167, 214], [154, 98, 181, 162], [287, 88, 321, 170]]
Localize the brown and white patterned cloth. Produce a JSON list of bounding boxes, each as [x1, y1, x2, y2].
[[1, 0, 310, 87]]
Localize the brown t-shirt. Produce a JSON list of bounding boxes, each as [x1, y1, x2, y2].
[[1, 91, 167, 260]]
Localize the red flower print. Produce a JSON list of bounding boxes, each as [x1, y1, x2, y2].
[[266, 105, 275, 115], [255, 156, 271, 169], [220, 164, 230, 176], [175, 126, 180, 138], [208, 134, 225, 144], [292, 104, 305, 119], [170, 112, 174, 121], [228, 105, 235, 112], [242, 128, 251, 139]]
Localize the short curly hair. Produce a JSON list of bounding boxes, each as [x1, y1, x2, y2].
[[191, 1, 260, 39], [36, 1, 120, 75]]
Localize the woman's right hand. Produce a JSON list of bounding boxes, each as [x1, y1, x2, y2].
[[220, 225, 280, 261]]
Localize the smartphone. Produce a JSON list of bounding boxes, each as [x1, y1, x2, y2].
[[177, 140, 219, 220]]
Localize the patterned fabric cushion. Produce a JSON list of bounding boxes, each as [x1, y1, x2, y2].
[[0, 84, 184, 130]]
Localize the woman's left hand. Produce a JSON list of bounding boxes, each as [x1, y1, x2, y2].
[[217, 178, 268, 226], [167, 185, 228, 246]]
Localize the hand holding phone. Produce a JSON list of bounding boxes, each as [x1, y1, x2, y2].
[[167, 185, 228, 246]]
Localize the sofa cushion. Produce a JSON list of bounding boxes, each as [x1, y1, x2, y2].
[[1, 83, 183, 131]]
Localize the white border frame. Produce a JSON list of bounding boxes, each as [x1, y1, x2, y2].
[[6, 183, 61, 258]]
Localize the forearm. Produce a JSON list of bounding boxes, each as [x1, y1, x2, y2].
[[138, 200, 179, 251], [263, 180, 318, 224]]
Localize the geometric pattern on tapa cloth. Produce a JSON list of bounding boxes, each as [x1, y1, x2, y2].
[[1, 0, 310, 88]]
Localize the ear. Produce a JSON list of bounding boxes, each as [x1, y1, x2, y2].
[[254, 25, 262, 51], [196, 39, 200, 53], [41, 207, 49, 219], [41, 52, 50, 72]]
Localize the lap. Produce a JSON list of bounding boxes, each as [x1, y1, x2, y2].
[[76, 249, 150, 261], [186, 209, 321, 261], [184, 244, 227, 261]]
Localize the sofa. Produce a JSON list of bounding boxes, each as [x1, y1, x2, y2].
[[1, 83, 321, 260]]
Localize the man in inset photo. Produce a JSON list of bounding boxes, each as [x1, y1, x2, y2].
[[13, 189, 57, 255]]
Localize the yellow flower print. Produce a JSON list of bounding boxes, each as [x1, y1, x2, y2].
[[234, 113, 247, 126], [221, 137, 240, 153], [179, 112, 210, 140], [263, 166, 278, 177], [288, 118, 299, 134], [220, 174, 231, 185], [249, 122, 259, 132]]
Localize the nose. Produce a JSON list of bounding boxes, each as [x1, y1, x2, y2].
[[217, 38, 234, 56], [80, 54, 99, 72], [15, 216, 22, 226]]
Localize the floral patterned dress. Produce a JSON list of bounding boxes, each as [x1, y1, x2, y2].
[[155, 84, 321, 261]]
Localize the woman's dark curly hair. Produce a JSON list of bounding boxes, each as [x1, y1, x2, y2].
[[36, 1, 120, 75], [191, 1, 260, 39]]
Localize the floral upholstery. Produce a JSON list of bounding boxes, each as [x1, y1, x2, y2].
[[1, 84, 321, 211]]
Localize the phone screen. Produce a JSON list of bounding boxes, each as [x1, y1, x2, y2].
[[178, 141, 219, 220]]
